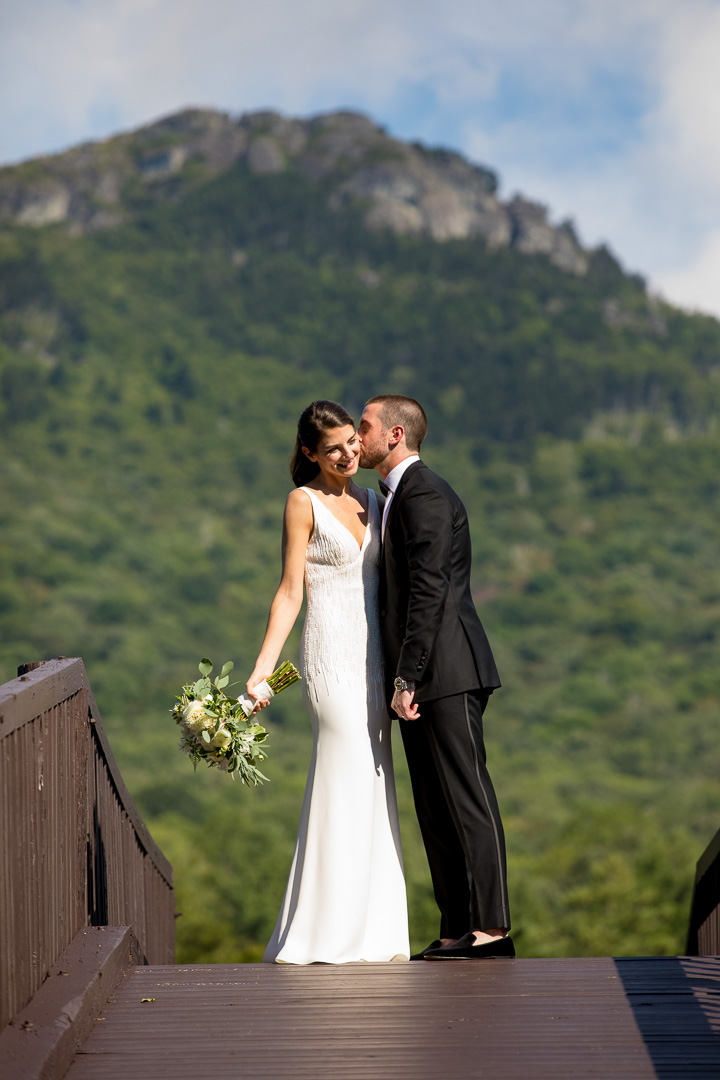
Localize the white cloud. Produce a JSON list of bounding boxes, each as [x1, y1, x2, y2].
[[646, 4, 720, 198], [457, 0, 720, 316], [0, 0, 656, 164], [655, 230, 720, 318]]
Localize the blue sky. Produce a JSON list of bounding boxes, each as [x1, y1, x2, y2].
[[2, 0, 720, 316]]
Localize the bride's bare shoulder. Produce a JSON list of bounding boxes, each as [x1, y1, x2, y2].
[[286, 486, 314, 518]]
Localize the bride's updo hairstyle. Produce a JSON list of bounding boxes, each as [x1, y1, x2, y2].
[[291, 400, 355, 487]]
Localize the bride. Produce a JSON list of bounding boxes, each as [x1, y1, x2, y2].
[[246, 400, 409, 964]]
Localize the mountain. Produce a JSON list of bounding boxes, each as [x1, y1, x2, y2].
[[1, 108, 719, 962], [4, 107, 717, 449], [1, 107, 586, 272]]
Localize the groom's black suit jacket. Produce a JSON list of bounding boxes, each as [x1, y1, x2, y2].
[[379, 459, 501, 704]]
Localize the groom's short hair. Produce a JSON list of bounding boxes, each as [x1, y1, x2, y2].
[[366, 395, 428, 452]]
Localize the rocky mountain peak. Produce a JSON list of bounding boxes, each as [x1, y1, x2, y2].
[[0, 107, 588, 274]]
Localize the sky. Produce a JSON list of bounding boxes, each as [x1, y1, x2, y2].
[[2, 0, 720, 317]]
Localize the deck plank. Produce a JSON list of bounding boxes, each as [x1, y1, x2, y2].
[[65, 957, 720, 1079]]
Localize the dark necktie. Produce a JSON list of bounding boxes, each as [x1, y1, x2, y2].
[[378, 480, 390, 497]]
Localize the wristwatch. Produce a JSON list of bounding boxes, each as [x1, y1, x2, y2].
[[394, 677, 416, 693]]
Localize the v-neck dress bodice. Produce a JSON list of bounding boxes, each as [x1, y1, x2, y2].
[[299, 487, 384, 711], [262, 486, 409, 965]]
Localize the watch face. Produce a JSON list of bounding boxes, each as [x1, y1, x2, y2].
[[394, 677, 407, 691]]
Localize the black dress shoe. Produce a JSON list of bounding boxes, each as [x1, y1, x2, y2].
[[410, 939, 444, 961], [423, 933, 515, 960]]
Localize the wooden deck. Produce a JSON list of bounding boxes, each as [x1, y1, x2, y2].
[[65, 956, 720, 1079]]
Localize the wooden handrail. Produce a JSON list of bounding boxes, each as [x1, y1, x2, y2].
[[0, 658, 174, 1030], [686, 826, 720, 955]]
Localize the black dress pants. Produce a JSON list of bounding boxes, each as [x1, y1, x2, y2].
[[400, 689, 510, 937]]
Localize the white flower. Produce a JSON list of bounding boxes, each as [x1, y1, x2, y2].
[[182, 700, 212, 734], [207, 727, 232, 750]]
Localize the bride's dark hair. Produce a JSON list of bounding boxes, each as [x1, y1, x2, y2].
[[291, 400, 355, 487]]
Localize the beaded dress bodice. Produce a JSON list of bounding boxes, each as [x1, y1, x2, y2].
[[299, 487, 384, 707]]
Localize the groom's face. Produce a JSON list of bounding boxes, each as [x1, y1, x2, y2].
[[357, 403, 389, 469]]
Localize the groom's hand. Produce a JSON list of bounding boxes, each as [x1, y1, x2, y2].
[[392, 688, 420, 721]]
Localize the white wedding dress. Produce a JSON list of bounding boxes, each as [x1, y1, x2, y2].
[[263, 486, 410, 964]]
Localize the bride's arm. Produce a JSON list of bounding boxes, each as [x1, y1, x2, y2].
[[245, 488, 312, 707]]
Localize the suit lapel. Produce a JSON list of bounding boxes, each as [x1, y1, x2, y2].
[[382, 459, 425, 541]]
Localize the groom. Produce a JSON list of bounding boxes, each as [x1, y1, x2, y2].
[[358, 394, 513, 959]]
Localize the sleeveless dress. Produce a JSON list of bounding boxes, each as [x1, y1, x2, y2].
[[262, 487, 410, 964]]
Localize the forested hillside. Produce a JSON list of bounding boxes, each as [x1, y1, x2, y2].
[[2, 109, 719, 959]]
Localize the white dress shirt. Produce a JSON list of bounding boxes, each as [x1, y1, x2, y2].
[[381, 455, 420, 540]]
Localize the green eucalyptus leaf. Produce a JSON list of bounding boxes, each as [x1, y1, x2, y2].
[[199, 658, 213, 676], [216, 675, 229, 689], [220, 661, 234, 677], [201, 730, 211, 743]]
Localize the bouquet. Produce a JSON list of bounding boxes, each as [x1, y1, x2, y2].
[[172, 658, 301, 785]]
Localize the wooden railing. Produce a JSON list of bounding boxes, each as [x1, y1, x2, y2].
[[687, 826, 720, 955], [0, 658, 174, 1031]]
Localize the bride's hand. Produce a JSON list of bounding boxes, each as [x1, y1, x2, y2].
[[246, 668, 273, 712]]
